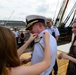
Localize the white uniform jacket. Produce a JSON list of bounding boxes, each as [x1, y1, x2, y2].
[[31, 29, 57, 75], [47, 26, 60, 36]]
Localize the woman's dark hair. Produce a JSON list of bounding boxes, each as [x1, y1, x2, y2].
[[69, 19, 76, 54]]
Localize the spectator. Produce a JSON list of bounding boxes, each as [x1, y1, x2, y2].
[[13, 27, 19, 45], [58, 19, 76, 75], [19, 31, 25, 46], [46, 18, 60, 75]]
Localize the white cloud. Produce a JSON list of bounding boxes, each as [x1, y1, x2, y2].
[[0, 0, 75, 21]]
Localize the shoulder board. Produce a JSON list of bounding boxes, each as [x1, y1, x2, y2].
[[35, 37, 42, 43]]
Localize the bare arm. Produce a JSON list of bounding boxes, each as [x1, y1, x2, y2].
[[55, 27, 60, 41], [11, 32, 51, 75], [17, 34, 36, 56], [20, 57, 31, 64], [55, 36, 59, 41], [58, 53, 76, 64]]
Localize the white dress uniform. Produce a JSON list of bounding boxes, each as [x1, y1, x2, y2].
[[47, 25, 60, 37], [13, 31, 19, 38], [31, 29, 57, 75]]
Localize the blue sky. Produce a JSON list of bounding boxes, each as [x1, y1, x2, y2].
[[0, 0, 75, 21]]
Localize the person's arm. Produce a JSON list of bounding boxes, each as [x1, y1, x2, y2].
[[17, 34, 36, 56], [19, 33, 22, 39], [58, 53, 76, 64], [11, 32, 51, 75], [55, 28, 60, 41], [20, 57, 31, 64], [55, 36, 59, 41], [67, 55, 76, 64]]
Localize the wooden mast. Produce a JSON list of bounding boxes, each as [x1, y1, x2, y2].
[[54, 0, 69, 27], [58, 0, 69, 27]]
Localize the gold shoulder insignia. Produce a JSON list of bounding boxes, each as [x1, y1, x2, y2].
[[35, 37, 42, 43], [35, 37, 41, 43]]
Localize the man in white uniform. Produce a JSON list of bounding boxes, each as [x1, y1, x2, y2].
[[13, 27, 19, 45], [46, 18, 60, 41], [46, 18, 60, 75], [26, 15, 57, 75]]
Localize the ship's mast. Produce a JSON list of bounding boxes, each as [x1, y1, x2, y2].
[[63, 2, 76, 25], [54, 0, 69, 27], [4, 10, 15, 27]]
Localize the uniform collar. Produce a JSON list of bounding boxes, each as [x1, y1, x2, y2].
[[47, 27, 51, 29], [34, 29, 49, 43], [38, 29, 49, 38]]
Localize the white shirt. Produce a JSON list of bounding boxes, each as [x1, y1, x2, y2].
[[31, 29, 57, 75], [47, 26, 60, 36], [13, 31, 19, 37]]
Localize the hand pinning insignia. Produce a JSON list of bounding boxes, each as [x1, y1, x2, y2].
[[35, 37, 42, 43], [35, 37, 41, 43]]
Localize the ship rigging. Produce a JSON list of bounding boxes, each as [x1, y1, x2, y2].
[[53, 0, 76, 45]]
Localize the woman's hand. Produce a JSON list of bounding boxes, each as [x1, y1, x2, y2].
[[43, 32, 50, 42], [58, 53, 69, 59], [20, 57, 31, 64], [28, 34, 37, 42]]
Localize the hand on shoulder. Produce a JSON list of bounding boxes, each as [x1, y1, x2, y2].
[[43, 32, 50, 41]]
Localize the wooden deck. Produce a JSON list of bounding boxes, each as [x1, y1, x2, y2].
[[20, 50, 68, 75], [55, 50, 68, 75]]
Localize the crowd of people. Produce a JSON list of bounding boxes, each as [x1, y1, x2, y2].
[[12, 27, 27, 47], [0, 14, 76, 75]]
